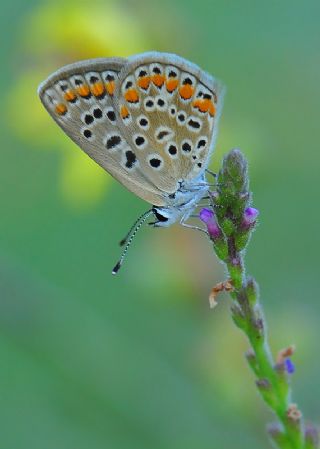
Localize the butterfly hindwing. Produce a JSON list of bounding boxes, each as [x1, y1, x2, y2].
[[114, 52, 224, 194]]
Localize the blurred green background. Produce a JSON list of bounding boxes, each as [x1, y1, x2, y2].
[[1, 0, 320, 448]]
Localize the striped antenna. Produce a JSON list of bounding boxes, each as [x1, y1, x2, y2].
[[112, 209, 154, 275]]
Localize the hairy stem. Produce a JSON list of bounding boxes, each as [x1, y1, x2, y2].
[[200, 149, 319, 449]]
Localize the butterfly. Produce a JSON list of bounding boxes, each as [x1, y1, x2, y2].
[[38, 52, 224, 273]]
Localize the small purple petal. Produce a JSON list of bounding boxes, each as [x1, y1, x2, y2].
[[285, 358, 295, 374], [243, 207, 259, 225], [199, 208, 221, 238], [199, 208, 214, 223]]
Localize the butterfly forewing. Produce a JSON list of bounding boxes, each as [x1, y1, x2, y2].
[[115, 52, 224, 194], [38, 57, 167, 206]]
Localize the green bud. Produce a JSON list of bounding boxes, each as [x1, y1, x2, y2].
[[267, 422, 290, 449], [220, 149, 249, 193], [234, 230, 251, 252], [245, 348, 260, 377], [213, 237, 228, 261], [221, 217, 236, 236], [256, 378, 278, 408], [246, 277, 259, 305], [230, 303, 247, 331]]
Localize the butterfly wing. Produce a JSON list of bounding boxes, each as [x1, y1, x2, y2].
[[38, 57, 167, 206], [114, 52, 224, 195]]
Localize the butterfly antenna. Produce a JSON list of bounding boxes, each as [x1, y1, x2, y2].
[[118, 209, 153, 246], [112, 209, 154, 275]]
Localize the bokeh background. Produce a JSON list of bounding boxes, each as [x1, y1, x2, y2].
[[1, 0, 320, 448]]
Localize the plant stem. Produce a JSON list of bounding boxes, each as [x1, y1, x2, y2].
[[200, 149, 319, 449], [226, 259, 303, 449]]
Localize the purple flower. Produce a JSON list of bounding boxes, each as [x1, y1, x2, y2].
[[199, 208, 221, 238], [285, 358, 295, 374], [243, 207, 259, 226]]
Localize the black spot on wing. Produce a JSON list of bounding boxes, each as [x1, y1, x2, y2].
[[93, 108, 102, 119], [125, 150, 137, 169], [149, 158, 161, 168], [107, 110, 116, 121], [106, 135, 121, 149]]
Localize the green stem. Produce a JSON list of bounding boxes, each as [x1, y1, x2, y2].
[[225, 258, 304, 449], [205, 150, 319, 449]]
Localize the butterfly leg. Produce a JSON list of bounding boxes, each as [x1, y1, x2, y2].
[[205, 168, 217, 178], [180, 222, 209, 235], [180, 213, 209, 235]]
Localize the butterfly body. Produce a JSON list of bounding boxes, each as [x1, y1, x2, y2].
[[151, 175, 209, 226], [38, 52, 224, 228]]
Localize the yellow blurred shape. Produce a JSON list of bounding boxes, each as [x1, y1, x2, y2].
[[60, 148, 111, 210]]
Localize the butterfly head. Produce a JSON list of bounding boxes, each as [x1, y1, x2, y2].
[[152, 178, 209, 227]]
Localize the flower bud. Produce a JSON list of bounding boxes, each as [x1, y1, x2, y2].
[[256, 378, 277, 408], [243, 207, 259, 226], [285, 358, 295, 374], [305, 423, 320, 449], [267, 422, 287, 447], [199, 208, 222, 239]]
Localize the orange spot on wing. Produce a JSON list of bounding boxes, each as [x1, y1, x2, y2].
[[120, 105, 129, 119], [76, 84, 91, 97], [152, 74, 165, 87], [55, 103, 67, 115], [208, 100, 216, 117], [193, 99, 202, 110], [166, 78, 179, 92], [91, 81, 105, 97], [179, 84, 194, 100], [106, 80, 115, 95], [124, 88, 139, 103], [193, 98, 215, 116], [137, 76, 150, 90], [64, 90, 77, 102]]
